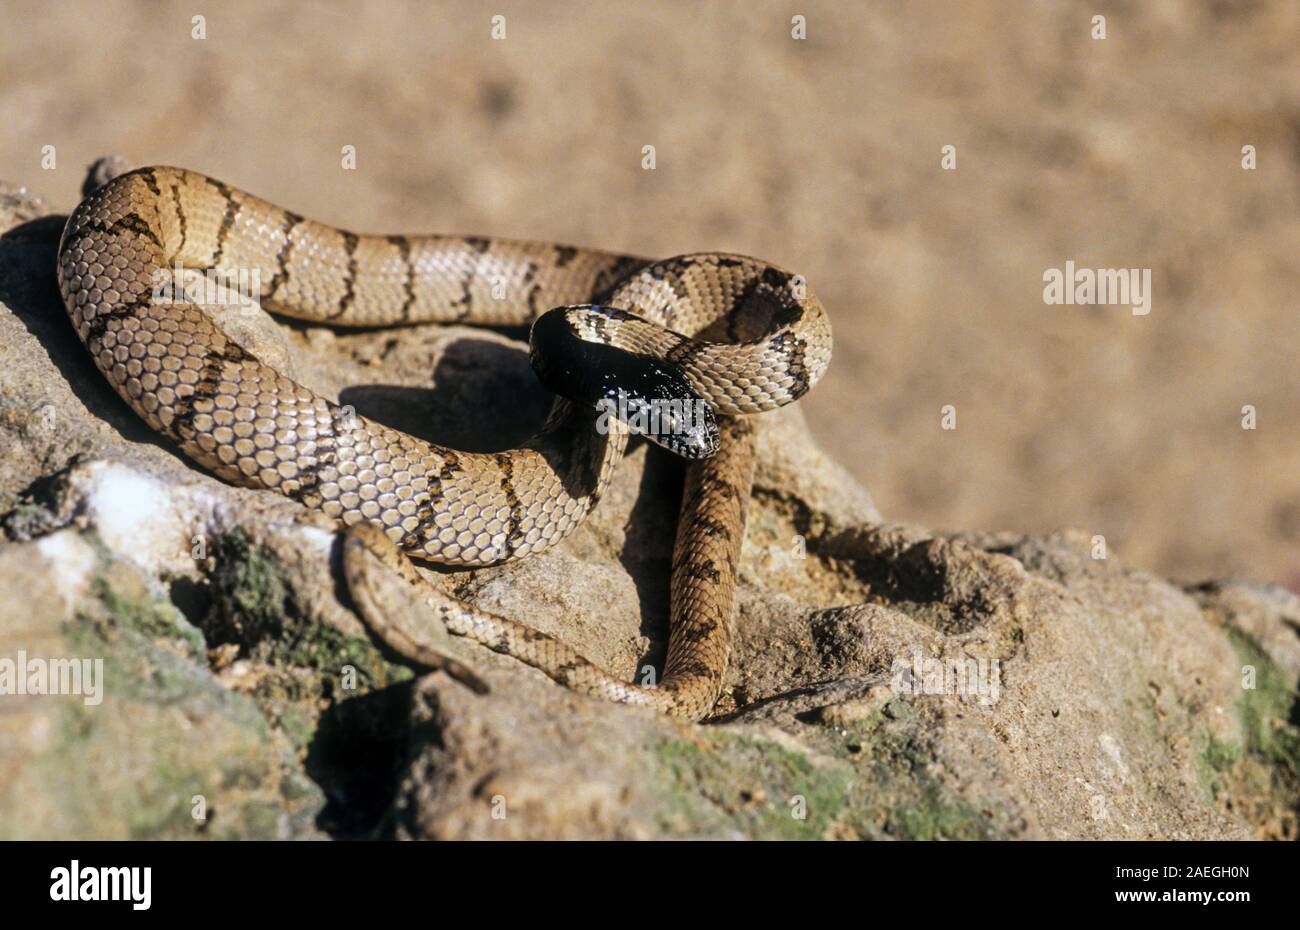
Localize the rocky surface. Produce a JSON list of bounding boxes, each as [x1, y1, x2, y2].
[[1, 179, 1296, 840]]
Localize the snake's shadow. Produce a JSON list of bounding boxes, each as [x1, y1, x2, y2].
[[338, 337, 549, 453]]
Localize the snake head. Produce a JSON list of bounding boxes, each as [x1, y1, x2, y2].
[[530, 306, 721, 459], [602, 388, 720, 459]]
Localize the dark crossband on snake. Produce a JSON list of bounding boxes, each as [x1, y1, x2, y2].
[[56, 165, 832, 720]]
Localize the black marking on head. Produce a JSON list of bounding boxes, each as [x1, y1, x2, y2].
[[464, 236, 491, 254], [386, 235, 417, 322], [546, 400, 609, 506], [264, 211, 304, 301], [554, 245, 578, 268], [206, 178, 240, 267]]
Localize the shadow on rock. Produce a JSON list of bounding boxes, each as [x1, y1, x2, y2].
[[340, 336, 550, 453], [0, 217, 171, 449]]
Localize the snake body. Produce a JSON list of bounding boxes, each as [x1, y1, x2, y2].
[[57, 165, 831, 719]]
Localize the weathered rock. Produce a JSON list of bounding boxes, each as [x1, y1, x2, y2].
[[1, 177, 1296, 840]]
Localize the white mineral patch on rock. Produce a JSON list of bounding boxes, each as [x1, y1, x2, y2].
[[33, 529, 98, 611]]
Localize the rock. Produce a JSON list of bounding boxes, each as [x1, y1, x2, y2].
[[0, 530, 325, 839], [1, 175, 1296, 840]]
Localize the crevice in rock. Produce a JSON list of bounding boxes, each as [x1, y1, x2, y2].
[[186, 529, 418, 839]]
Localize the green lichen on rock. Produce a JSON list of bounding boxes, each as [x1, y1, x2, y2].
[[28, 693, 319, 840], [1196, 733, 1242, 803], [0, 539, 327, 839], [207, 529, 293, 645], [94, 570, 206, 665], [1226, 627, 1300, 768], [1201, 626, 1300, 837], [650, 711, 1003, 840], [205, 529, 412, 698], [200, 529, 417, 837], [894, 784, 994, 841], [836, 707, 1003, 839], [652, 731, 853, 839], [78, 526, 422, 839]]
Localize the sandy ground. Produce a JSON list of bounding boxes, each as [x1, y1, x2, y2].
[[0, 0, 1295, 586]]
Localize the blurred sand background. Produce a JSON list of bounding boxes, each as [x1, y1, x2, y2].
[[0, 0, 1295, 586]]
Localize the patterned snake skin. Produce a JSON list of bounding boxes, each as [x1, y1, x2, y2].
[[57, 165, 832, 719]]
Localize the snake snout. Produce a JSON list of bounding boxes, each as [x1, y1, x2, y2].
[[604, 389, 720, 459], [645, 400, 720, 459]]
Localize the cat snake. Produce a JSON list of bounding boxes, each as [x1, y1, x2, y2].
[[57, 165, 831, 720]]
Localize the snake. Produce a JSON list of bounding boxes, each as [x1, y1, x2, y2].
[[56, 164, 832, 720]]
